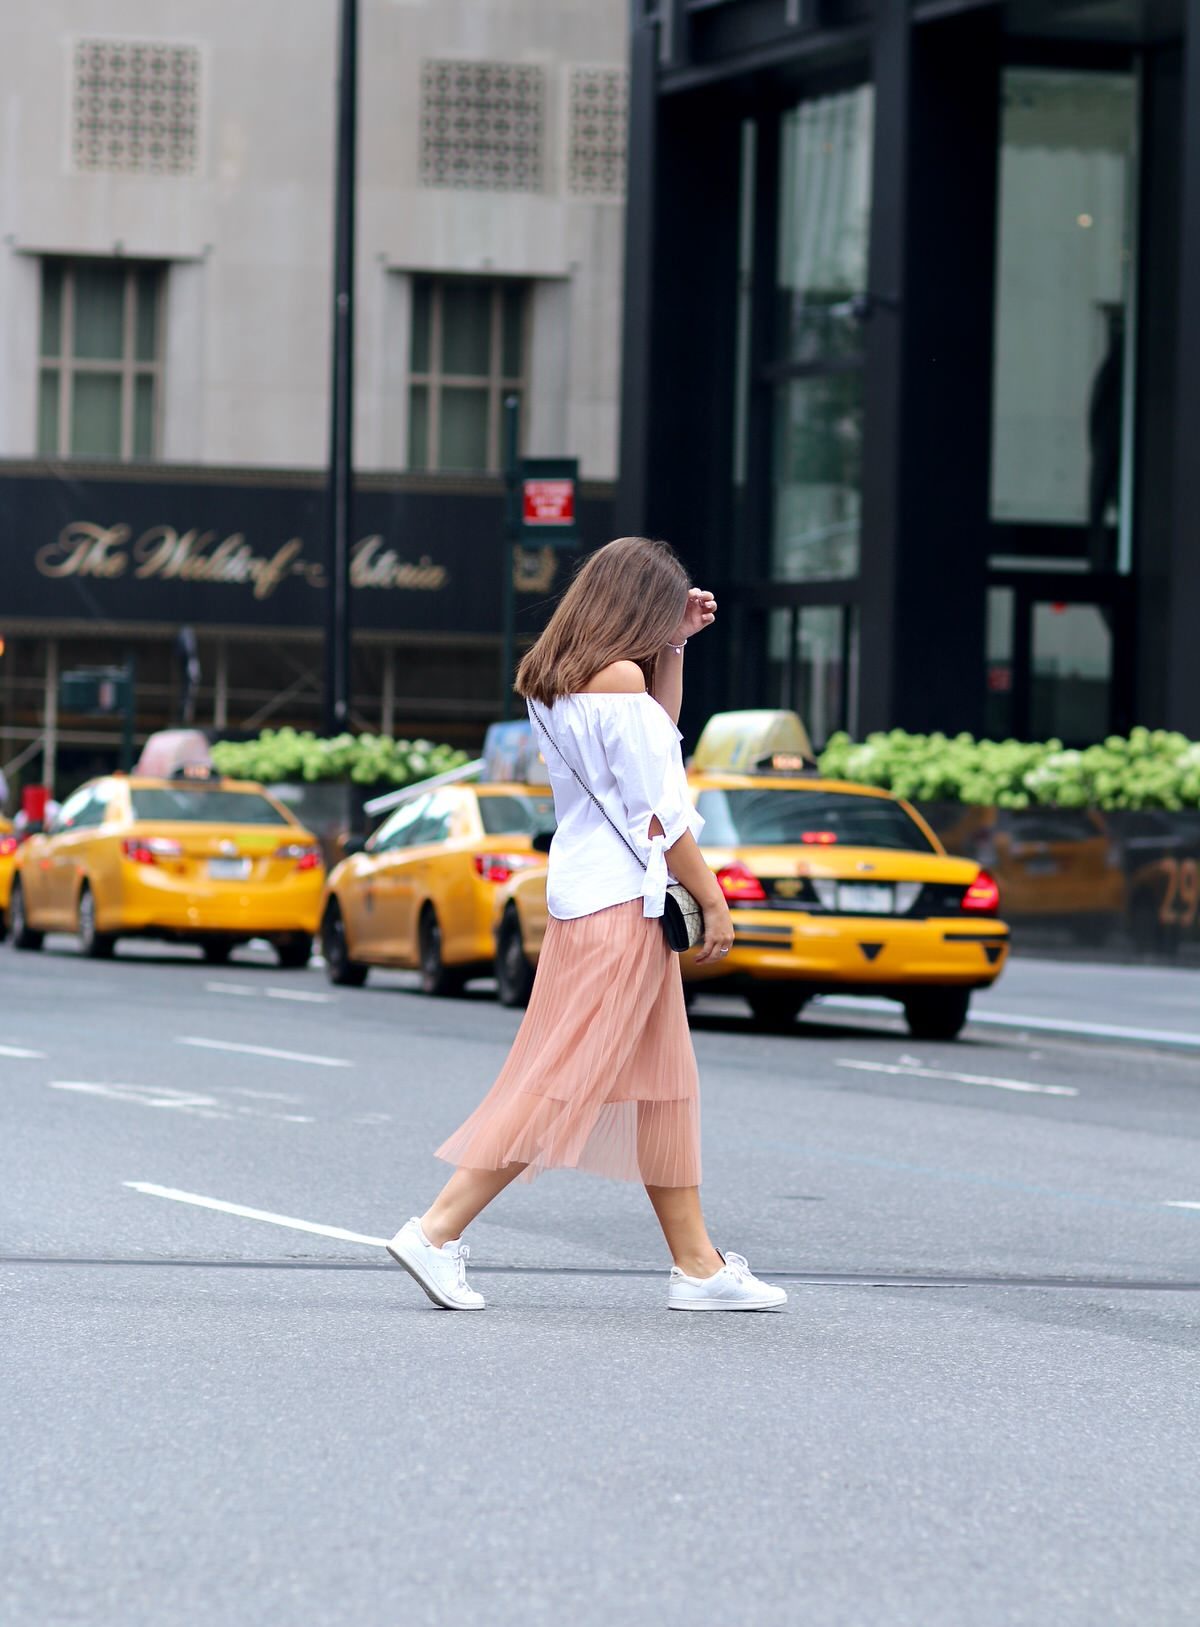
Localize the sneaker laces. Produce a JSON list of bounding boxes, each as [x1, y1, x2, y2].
[[447, 1240, 470, 1290], [722, 1252, 751, 1282]]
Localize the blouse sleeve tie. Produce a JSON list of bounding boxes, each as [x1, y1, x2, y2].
[[643, 833, 670, 919]]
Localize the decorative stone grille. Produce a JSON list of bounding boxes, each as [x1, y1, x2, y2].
[[420, 61, 544, 192], [72, 38, 201, 176], [567, 68, 628, 197]]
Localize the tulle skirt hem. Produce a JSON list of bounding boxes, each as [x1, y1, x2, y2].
[[434, 900, 701, 1187]]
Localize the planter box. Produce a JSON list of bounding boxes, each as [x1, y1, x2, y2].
[[919, 802, 1200, 967]]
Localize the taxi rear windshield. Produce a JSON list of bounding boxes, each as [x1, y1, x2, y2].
[[131, 787, 291, 826], [694, 789, 935, 852], [478, 794, 556, 836]]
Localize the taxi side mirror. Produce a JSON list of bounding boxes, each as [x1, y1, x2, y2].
[[341, 833, 366, 858], [531, 829, 554, 855]]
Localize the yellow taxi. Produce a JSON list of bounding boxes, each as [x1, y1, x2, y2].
[[0, 814, 16, 939], [493, 711, 1010, 1040], [8, 770, 324, 966], [320, 777, 555, 992], [933, 804, 1125, 938]]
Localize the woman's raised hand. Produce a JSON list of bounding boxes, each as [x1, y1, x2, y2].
[[670, 588, 717, 646]]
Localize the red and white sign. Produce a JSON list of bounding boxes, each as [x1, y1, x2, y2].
[[522, 478, 575, 527]]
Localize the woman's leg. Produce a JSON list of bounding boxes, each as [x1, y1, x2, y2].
[[644, 1184, 723, 1278], [421, 1162, 527, 1248]]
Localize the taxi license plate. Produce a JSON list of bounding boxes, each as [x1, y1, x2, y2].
[[837, 883, 894, 914], [208, 857, 252, 881]]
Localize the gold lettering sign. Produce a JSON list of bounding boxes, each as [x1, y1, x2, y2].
[[35, 523, 451, 599]]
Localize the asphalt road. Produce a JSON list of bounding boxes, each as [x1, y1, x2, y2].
[[3, 938, 1199, 1627]]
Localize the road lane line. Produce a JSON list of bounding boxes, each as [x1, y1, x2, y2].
[[813, 995, 1200, 1051], [124, 1183, 385, 1245], [836, 1058, 1078, 1097], [205, 983, 333, 1004], [0, 1044, 47, 1059], [50, 1082, 232, 1119], [228, 1087, 303, 1103], [177, 1037, 351, 1068], [1165, 1201, 1200, 1211]]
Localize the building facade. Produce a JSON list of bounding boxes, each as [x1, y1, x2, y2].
[[619, 0, 1200, 749], [0, 0, 624, 794]]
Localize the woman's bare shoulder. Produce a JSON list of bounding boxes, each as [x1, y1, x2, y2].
[[580, 661, 646, 695]]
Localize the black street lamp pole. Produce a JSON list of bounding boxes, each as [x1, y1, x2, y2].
[[324, 0, 358, 735]]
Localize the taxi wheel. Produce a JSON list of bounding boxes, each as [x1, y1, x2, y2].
[[495, 907, 534, 1008], [275, 934, 313, 970], [903, 989, 971, 1041], [322, 901, 368, 987], [77, 885, 116, 960], [419, 906, 464, 998], [9, 882, 44, 952], [746, 988, 807, 1029]]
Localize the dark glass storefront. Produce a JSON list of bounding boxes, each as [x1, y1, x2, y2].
[[619, 0, 1198, 749], [0, 462, 614, 795]]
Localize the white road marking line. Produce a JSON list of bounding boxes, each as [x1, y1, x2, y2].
[[228, 1087, 303, 1103], [814, 995, 1200, 1051], [836, 1058, 1078, 1097], [123, 1183, 385, 1246], [177, 1037, 351, 1068], [205, 982, 333, 1005], [50, 1081, 233, 1120], [0, 1044, 47, 1059], [1164, 1201, 1200, 1211]]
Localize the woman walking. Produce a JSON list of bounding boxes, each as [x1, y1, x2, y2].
[[387, 536, 787, 1313]]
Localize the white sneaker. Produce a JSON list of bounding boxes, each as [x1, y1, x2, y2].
[[668, 1251, 788, 1312], [386, 1218, 485, 1310]]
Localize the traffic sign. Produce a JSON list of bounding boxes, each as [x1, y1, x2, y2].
[[522, 478, 575, 528], [508, 456, 579, 544]]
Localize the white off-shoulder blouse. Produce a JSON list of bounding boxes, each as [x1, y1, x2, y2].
[[531, 692, 704, 921]]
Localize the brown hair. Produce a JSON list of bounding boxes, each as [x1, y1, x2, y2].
[[515, 536, 691, 705]]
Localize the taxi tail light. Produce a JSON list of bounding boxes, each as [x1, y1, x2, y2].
[[122, 837, 182, 865], [716, 861, 767, 903], [474, 853, 536, 885], [0, 835, 16, 857], [962, 869, 1001, 913], [276, 842, 322, 871]]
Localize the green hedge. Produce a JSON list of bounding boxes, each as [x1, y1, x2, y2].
[[210, 728, 470, 787], [816, 728, 1200, 811]]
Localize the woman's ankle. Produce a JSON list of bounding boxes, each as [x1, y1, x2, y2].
[[674, 1247, 723, 1279], [418, 1211, 456, 1249]]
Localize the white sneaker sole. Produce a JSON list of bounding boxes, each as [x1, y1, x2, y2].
[[386, 1237, 485, 1310], [668, 1294, 787, 1312]]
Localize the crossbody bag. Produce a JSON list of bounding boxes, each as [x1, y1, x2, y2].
[[530, 704, 704, 954]]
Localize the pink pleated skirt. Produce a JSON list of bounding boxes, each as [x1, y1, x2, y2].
[[435, 899, 701, 1186]]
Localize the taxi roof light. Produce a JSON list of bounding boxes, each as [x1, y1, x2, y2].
[[691, 710, 817, 776]]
